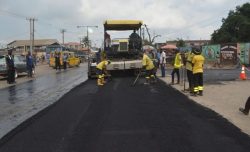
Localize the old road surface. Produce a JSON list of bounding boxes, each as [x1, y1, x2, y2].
[[0, 77, 250, 152]]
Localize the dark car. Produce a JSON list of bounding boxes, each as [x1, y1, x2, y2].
[[0, 55, 27, 78]]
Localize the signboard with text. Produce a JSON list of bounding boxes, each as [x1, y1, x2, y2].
[[220, 43, 237, 65]]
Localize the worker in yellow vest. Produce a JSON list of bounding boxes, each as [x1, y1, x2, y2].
[[96, 60, 111, 86], [185, 51, 195, 93], [171, 49, 183, 84], [142, 50, 155, 85], [191, 47, 205, 96]]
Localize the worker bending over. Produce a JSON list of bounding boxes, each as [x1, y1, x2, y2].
[[96, 60, 111, 86], [142, 50, 156, 85]]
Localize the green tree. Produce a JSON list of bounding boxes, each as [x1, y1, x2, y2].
[[176, 38, 186, 47], [81, 36, 89, 47], [211, 3, 250, 43]]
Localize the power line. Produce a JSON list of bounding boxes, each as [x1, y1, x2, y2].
[[0, 9, 27, 19]]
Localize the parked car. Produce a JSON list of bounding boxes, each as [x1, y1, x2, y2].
[[0, 55, 27, 78]]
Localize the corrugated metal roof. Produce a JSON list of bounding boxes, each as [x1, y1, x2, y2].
[[8, 39, 59, 47]]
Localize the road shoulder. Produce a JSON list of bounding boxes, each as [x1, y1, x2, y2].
[[158, 74, 250, 136]]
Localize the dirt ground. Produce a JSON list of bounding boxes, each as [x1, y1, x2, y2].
[[0, 63, 55, 89], [158, 74, 250, 135]]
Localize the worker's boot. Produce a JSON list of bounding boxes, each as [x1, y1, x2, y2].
[[97, 79, 103, 86], [150, 75, 157, 84], [239, 108, 249, 115], [198, 90, 203, 96], [101, 77, 106, 84], [190, 92, 197, 97], [144, 78, 150, 85]]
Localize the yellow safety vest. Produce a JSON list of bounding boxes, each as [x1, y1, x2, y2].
[[186, 52, 194, 71], [142, 54, 154, 70], [174, 53, 182, 69], [96, 60, 108, 70], [192, 55, 205, 74]]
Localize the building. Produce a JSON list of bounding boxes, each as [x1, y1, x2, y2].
[[154, 43, 166, 49], [63, 42, 82, 50], [7, 39, 60, 54], [166, 40, 211, 47]]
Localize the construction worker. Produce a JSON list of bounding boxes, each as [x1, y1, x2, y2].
[[171, 49, 183, 84], [96, 60, 111, 86], [142, 50, 155, 85], [191, 47, 205, 96], [185, 50, 195, 93]]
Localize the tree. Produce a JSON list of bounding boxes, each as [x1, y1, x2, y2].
[[81, 36, 89, 47], [211, 3, 250, 43], [176, 38, 186, 47], [143, 24, 161, 45]]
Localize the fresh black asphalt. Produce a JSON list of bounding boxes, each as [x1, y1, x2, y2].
[[0, 77, 250, 152]]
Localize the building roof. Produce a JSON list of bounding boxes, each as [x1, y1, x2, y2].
[[64, 42, 81, 45], [8, 39, 59, 47]]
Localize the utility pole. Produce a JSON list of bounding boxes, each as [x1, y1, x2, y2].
[[76, 25, 98, 50], [142, 27, 145, 43], [27, 18, 37, 55], [60, 29, 66, 45]]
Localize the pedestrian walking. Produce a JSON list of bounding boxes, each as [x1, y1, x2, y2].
[[160, 50, 166, 77], [239, 96, 250, 115], [41, 54, 45, 63], [96, 60, 111, 86], [55, 51, 61, 71], [26, 51, 34, 77], [142, 49, 156, 85], [171, 49, 182, 84], [5, 48, 16, 84], [63, 53, 68, 70], [191, 47, 205, 96], [185, 50, 194, 92]]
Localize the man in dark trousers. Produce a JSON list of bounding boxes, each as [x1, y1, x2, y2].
[[55, 51, 61, 71], [185, 50, 194, 93], [5, 48, 16, 84], [26, 51, 34, 77], [191, 47, 205, 96], [171, 49, 182, 84]]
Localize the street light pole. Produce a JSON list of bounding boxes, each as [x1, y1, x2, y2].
[[77, 25, 98, 50]]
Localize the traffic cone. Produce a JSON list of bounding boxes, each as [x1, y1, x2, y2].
[[240, 65, 247, 80]]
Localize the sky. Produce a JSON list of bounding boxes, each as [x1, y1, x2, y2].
[[0, 0, 249, 48]]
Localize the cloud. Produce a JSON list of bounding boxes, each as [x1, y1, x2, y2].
[[0, 0, 249, 46]]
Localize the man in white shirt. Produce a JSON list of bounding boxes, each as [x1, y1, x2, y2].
[[160, 50, 166, 77]]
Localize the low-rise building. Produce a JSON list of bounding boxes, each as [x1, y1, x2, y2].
[[7, 39, 60, 54], [166, 40, 211, 47], [63, 42, 82, 50]]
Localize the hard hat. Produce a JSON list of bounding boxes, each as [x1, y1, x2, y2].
[[192, 46, 201, 55], [106, 60, 111, 65]]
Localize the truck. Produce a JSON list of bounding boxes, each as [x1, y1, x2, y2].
[[88, 20, 144, 78]]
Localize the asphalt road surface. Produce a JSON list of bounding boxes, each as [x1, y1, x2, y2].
[[0, 77, 250, 152]]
